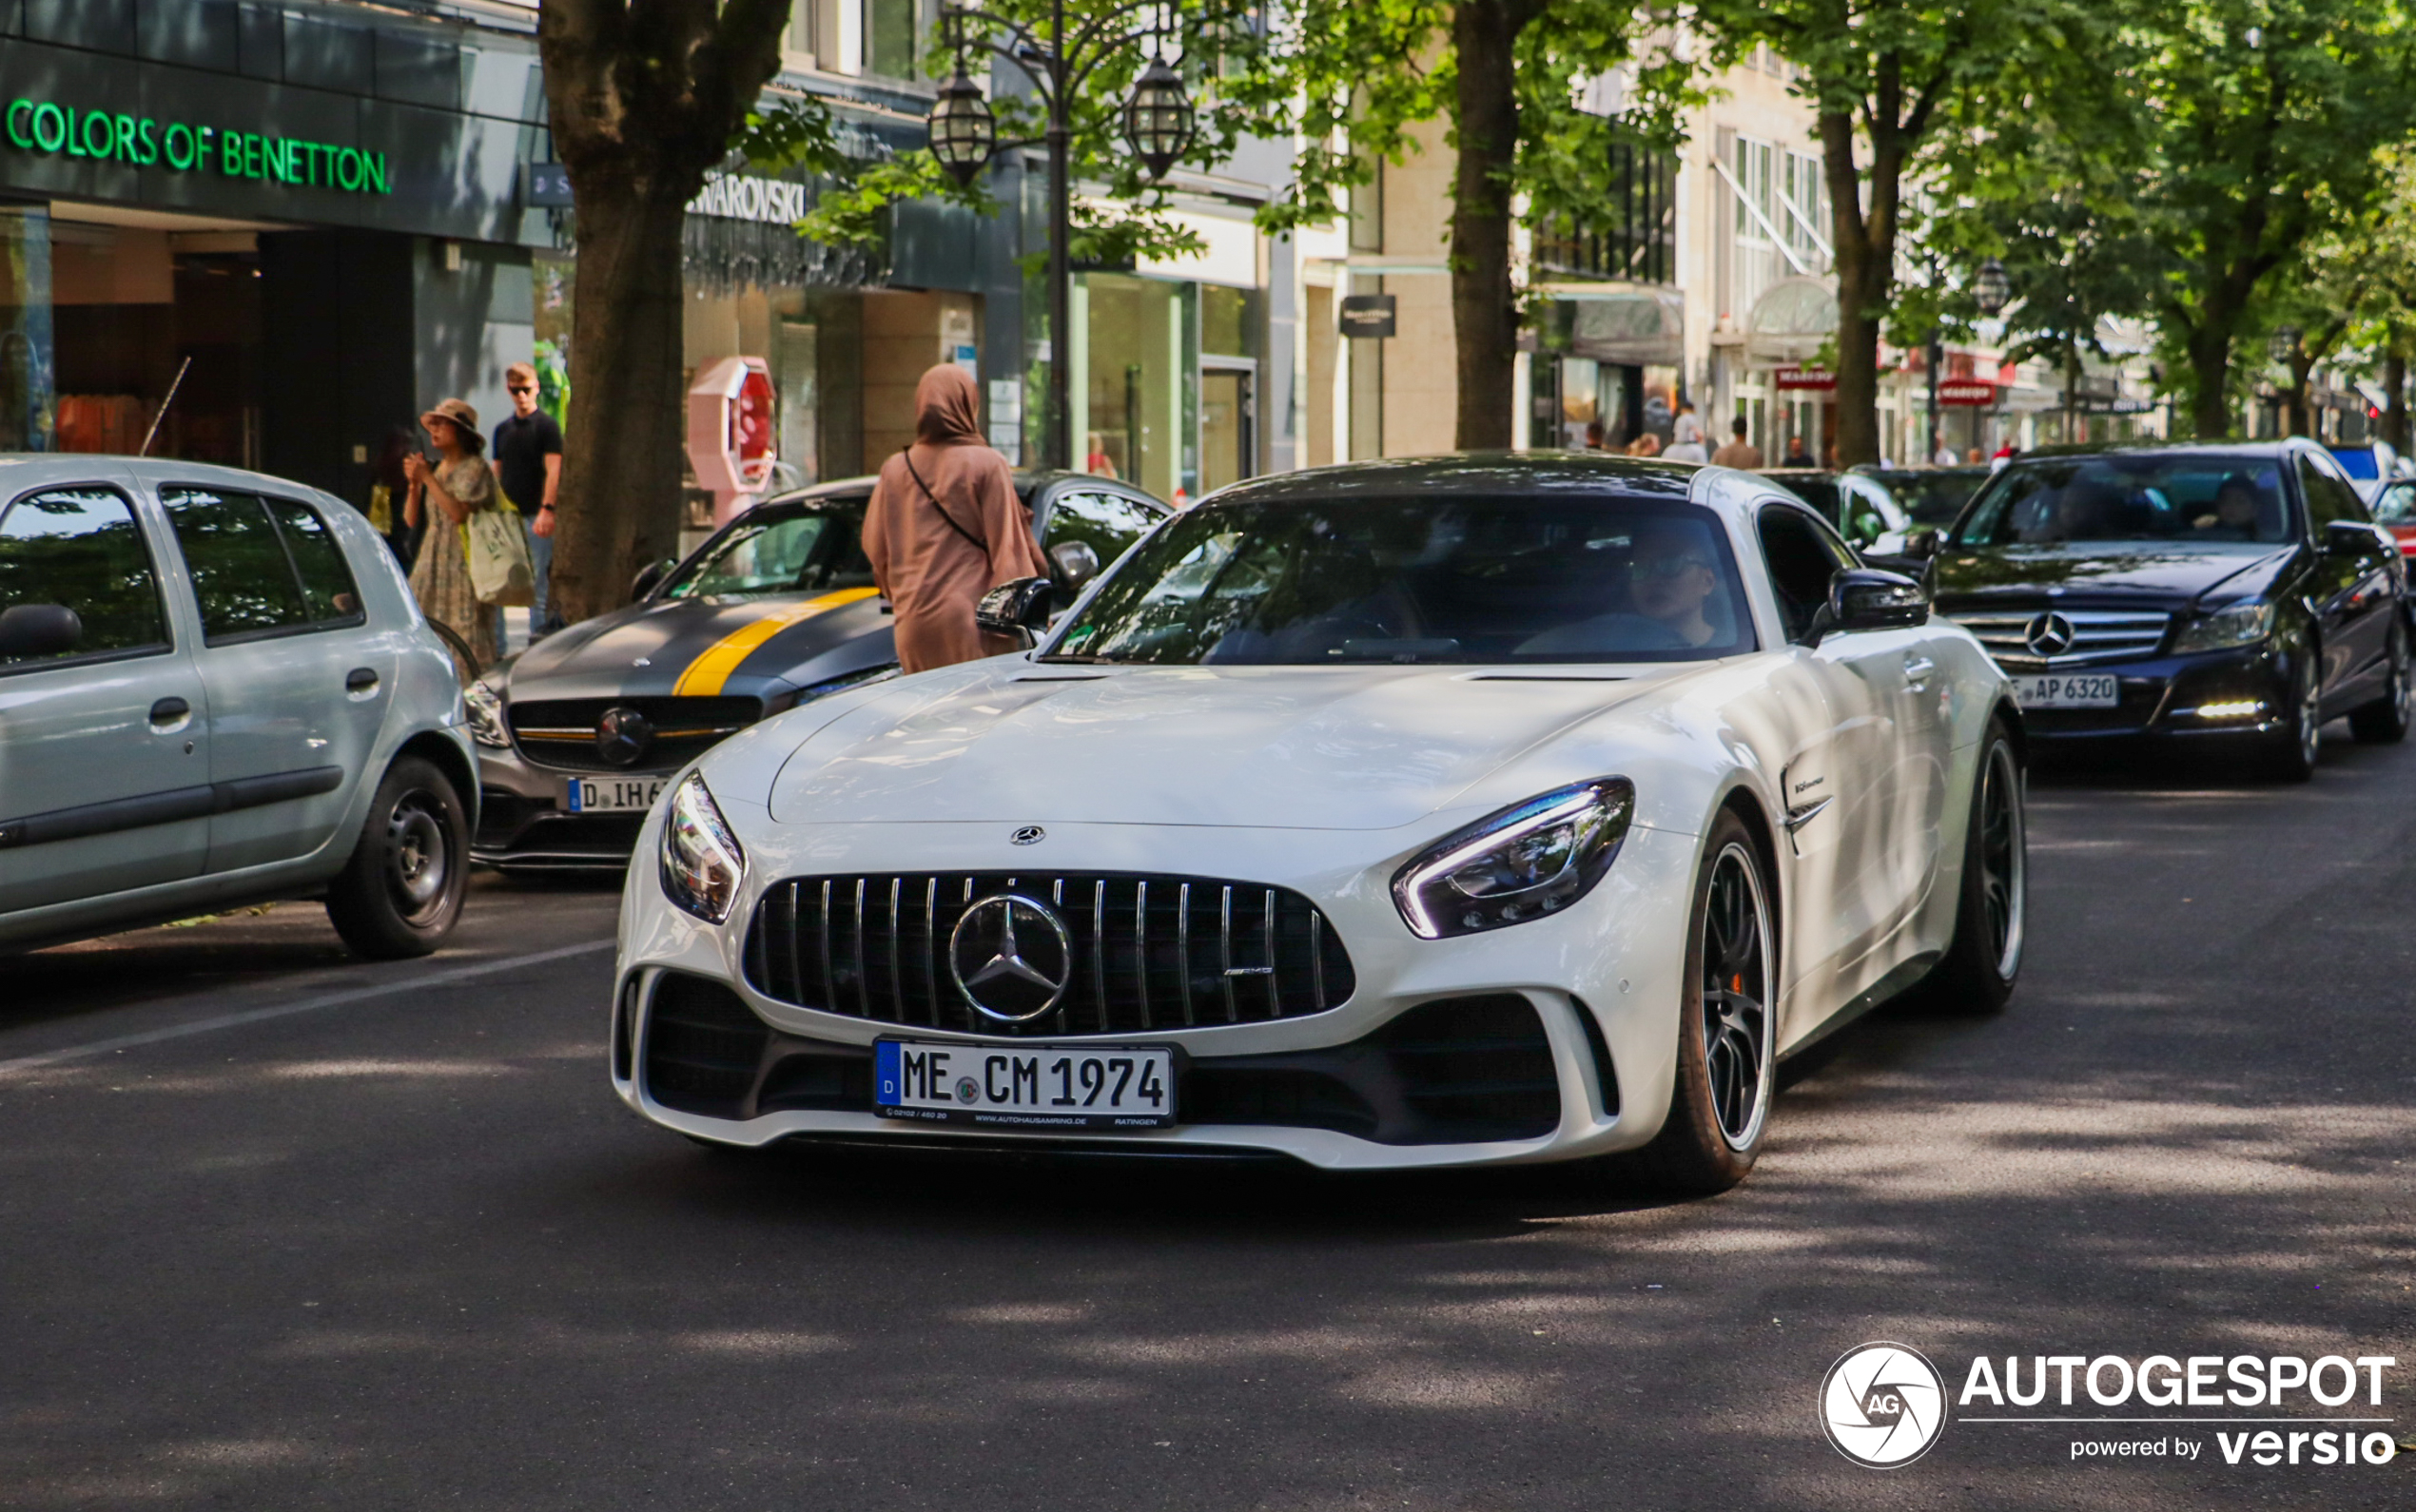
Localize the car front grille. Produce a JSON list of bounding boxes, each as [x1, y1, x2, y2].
[[1950, 609, 2172, 669], [743, 872, 1357, 1037], [507, 695, 760, 772]]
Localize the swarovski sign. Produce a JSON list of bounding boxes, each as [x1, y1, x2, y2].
[[686, 170, 809, 226]]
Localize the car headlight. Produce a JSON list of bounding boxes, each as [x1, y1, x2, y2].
[[463, 677, 510, 748], [2172, 600, 2275, 653], [1392, 778, 1635, 940], [659, 772, 747, 923]]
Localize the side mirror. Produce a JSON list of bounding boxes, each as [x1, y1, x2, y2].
[[629, 558, 674, 601], [0, 603, 81, 659], [1802, 569, 1928, 647], [975, 576, 1056, 642], [2325, 519, 2383, 556], [1048, 539, 1101, 593]]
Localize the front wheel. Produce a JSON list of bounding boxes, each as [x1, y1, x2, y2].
[[1910, 717, 2025, 1015], [1627, 809, 1776, 1194], [2348, 620, 2410, 745], [325, 756, 470, 959], [2258, 647, 2323, 782]]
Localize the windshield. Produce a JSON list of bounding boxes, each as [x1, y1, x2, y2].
[[1873, 469, 1987, 527], [1955, 454, 2295, 547], [661, 504, 874, 599], [1044, 496, 1756, 665], [2329, 447, 2380, 479], [2374, 480, 2416, 524]]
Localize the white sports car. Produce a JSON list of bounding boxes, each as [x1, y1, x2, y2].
[[613, 455, 2026, 1192]]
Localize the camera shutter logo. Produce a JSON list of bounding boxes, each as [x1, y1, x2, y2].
[[1821, 1343, 1949, 1467]]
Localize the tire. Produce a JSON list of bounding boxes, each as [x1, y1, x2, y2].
[[325, 756, 470, 959], [1910, 717, 2025, 1015], [2258, 649, 2323, 782], [1627, 809, 1777, 1194], [2348, 619, 2410, 744]]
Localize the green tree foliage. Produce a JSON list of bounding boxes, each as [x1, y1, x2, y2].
[[1684, 0, 2103, 466], [2122, 2, 2416, 437], [1230, 0, 1672, 448]]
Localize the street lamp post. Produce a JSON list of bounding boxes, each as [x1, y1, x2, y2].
[[926, 2, 1196, 471]]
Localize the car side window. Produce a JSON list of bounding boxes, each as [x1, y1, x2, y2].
[[0, 486, 172, 672], [2296, 456, 2367, 530], [2373, 481, 2416, 524], [163, 487, 365, 644], [1043, 491, 1163, 563], [1758, 504, 1850, 642]]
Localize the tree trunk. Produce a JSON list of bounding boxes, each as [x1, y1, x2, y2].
[[2385, 325, 2408, 452], [1820, 105, 1888, 469], [2184, 317, 2235, 438], [547, 179, 694, 617], [536, 0, 789, 625], [1448, 0, 1531, 452]]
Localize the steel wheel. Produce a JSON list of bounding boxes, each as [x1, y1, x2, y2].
[[1700, 841, 1773, 1152], [383, 787, 456, 924], [1978, 738, 2026, 979]]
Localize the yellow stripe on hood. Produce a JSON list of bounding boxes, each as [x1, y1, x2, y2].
[[672, 588, 883, 697]]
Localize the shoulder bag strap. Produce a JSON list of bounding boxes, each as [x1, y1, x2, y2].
[[899, 447, 989, 553]]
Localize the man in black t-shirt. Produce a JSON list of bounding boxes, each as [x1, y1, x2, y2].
[[492, 361, 564, 632]]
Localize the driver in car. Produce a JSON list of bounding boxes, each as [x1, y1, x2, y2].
[[1518, 520, 1727, 654], [2192, 476, 2263, 538]]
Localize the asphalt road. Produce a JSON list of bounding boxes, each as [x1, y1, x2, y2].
[[4, 736, 2412, 1510]]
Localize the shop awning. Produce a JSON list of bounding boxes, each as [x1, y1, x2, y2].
[[1740, 277, 1838, 367]]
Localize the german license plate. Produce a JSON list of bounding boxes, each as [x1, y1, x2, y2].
[[874, 1039, 1177, 1130], [2013, 672, 2119, 708], [563, 776, 667, 813]]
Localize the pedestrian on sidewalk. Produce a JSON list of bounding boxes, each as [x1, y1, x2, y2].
[[402, 397, 500, 670], [493, 362, 564, 635], [1711, 416, 1763, 469], [863, 364, 1050, 674]]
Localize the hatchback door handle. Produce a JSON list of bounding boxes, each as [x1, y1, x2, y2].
[[149, 696, 189, 724], [345, 667, 380, 692]]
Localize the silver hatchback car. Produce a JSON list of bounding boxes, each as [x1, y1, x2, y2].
[[0, 456, 476, 957]]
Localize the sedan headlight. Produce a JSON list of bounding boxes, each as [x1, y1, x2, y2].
[[2172, 600, 2275, 653], [1393, 778, 1635, 939], [659, 772, 747, 923], [463, 677, 510, 748]]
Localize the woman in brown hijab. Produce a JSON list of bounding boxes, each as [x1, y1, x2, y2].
[[864, 364, 1051, 672]]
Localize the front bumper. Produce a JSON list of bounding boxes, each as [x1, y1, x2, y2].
[[610, 814, 1704, 1172], [2006, 644, 2292, 743], [473, 743, 675, 869]]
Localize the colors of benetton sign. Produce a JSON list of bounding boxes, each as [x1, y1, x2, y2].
[[5, 98, 392, 195]]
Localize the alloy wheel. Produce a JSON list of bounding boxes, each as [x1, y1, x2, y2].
[[2295, 662, 2323, 770], [384, 788, 454, 922], [1700, 842, 1774, 1152], [1978, 741, 2026, 978]]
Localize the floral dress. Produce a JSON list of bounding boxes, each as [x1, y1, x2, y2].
[[408, 456, 498, 666]]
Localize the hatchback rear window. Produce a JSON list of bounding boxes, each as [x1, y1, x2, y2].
[[164, 488, 365, 643]]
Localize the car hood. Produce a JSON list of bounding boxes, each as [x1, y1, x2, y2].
[[500, 590, 891, 703], [760, 661, 1674, 831], [1932, 543, 2295, 607]]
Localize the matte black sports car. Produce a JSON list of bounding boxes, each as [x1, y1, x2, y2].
[[469, 471, 1171, 867], [1927, 440, 2408, 779]]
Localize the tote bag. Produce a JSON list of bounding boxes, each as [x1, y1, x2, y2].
[[465, 502, 536, 607]]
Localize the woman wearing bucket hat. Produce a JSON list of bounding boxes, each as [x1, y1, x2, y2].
[[403, 397, 501, 667]]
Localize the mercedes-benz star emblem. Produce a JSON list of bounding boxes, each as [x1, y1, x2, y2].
[[1010, 825, 1045, 846], [2024, 611, 2076, 658], [947, 893, 1073, 1022], [594, 707, 653, 766]]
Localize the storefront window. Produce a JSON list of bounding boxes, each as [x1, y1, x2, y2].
[[0, 205, 53, 452], [1078, 272, 1181, 499]]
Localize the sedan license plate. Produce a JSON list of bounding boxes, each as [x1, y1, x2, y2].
[[563, 776, 667, 813], [2013, 672, 2119, 708], [875, 1039, 1176, 1130]]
